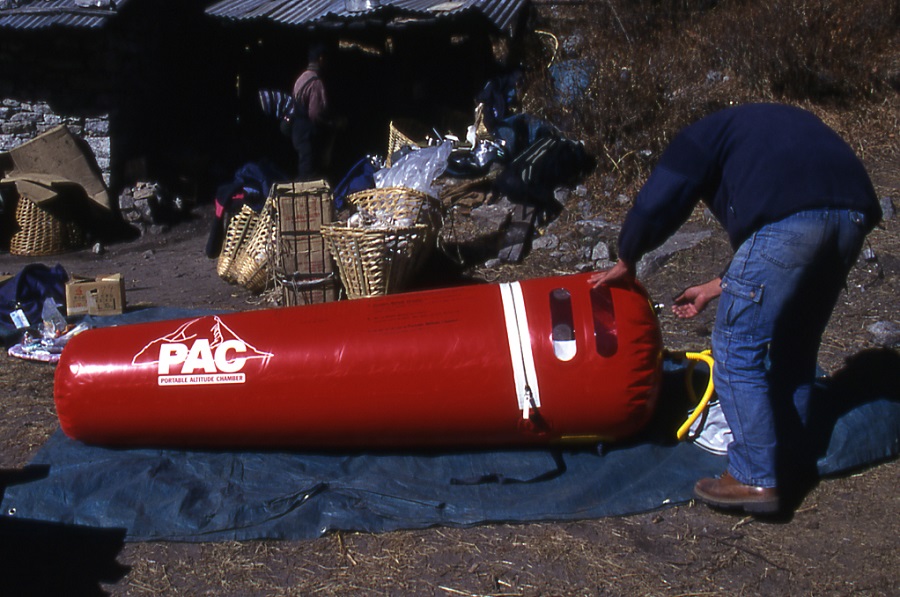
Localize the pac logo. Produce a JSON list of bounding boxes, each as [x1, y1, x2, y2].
[[158, 338, 248, 374], [132, 316, 273, 386]]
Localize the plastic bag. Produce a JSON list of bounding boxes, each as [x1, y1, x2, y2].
[[374, 141, 453, 198], [41, 297, 68, 341]]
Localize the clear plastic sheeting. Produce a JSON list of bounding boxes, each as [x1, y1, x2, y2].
[[374, 141, 453, 198]]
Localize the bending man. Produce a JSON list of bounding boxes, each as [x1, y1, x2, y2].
[[590, 103, 881, 515]]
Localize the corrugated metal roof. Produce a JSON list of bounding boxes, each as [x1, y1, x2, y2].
[[206, 0, 528, 36], [0, 0, 132, 30], [0, 0, 527, 33]]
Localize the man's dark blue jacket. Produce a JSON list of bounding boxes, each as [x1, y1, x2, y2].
[[618, 103, 882, 264]]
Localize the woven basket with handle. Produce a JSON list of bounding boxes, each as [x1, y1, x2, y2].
[[347, 186, 441, 232], [9, 195, 85, 256], [216, 200, 276, 293], [321, 223, 432, 299], [386, 121, 418, 167]]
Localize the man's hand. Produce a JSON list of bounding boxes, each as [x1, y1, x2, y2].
[[671, 278, 723, 319], [589, 259, 636, 288]]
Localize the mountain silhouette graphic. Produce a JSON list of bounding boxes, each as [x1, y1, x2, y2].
[[132, 316, 274, 367]]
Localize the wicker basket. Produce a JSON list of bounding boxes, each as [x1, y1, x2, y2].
[[386, 121, 418, 167], [321, 223, 432, 299], [216, 201, 276, 293], [217, 204, 254, 283], [348, 186, 442, 232], [9, 194, 85, 256]]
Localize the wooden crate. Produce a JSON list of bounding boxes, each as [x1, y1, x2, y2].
[[271, 180, 341, 305]]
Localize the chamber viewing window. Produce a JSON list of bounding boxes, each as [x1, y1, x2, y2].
[[590, 284, 618, 357], [549, 288, 576, 361]]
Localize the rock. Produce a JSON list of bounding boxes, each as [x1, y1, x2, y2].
[[574, 218, 609, 238], [133, 184, 158, 200], [636, 230, 712, 277], [549, 249, 577, 264], [579, 245, 593, 260], [706, 70, 728, 84], [117, 181, 187, 234], [440, 204, 509, 263], [867, 321, 900, 347], [591, 240, 610, 262], [880, 196, 895, 221], [553, 187, 570, 206], [576, 199, 593, 219], [532, 233, 559, 251], [470, 203, 511, 230]]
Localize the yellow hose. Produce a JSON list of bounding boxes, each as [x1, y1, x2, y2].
[[669, 350, 716, 441]]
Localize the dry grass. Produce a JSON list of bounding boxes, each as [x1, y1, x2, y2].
[[521, 0, 900, 205], [2, 1, 899, 595]]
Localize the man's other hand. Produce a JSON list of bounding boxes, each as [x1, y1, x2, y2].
[[671, 278, 723, 318]]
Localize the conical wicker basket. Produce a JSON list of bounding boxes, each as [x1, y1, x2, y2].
[[9, 195, 85, 256], [386, 121, 418, 167], [321, 223, 432, 299], [347, 186, 442, 232], [216, 201, 276, 293]]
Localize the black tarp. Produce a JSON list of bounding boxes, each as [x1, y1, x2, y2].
[[2, 309, 898, 541]]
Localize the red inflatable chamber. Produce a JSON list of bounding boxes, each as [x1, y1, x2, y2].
[[54, 273, 663, 449]]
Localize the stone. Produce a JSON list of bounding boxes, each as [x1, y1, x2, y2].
[[531, 233, 559, 251], [880, 196, 895, 221], [636, 230, 713, 277], [553, 187, 570, 206], [470, 203, 511, 229], [591, 240, 610, 261], [575, 218, 609, 238], [867, 321, 900, 347]]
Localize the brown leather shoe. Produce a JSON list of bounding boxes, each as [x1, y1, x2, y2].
[[693, 471, 780, 514]]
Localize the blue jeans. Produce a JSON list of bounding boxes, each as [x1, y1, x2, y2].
[[712, 209, 870, 488]]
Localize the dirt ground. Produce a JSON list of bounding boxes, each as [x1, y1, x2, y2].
[[1, 153, 898, 595]]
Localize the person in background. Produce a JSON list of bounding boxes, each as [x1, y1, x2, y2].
[[590, 103, 882, 515], [290, 41, 338, 181]]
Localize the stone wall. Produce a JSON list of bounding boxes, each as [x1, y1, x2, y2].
[[0, 9, 238, 201], [0, 100, 111, 183], [0, 30, 118, 184]]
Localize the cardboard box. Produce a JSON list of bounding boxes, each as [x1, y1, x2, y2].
[[271, 180, 341, 305], [66, 274, 126, 316], [3, 125, 111, 210]]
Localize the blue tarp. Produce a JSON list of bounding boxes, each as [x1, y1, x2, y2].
[[2, 309, 897, 542]]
